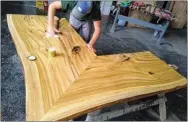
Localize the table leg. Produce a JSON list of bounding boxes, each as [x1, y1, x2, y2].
[[85, 109, 101, 121], [158, 93, 167, 121], [110, 5, 120, 33], [156, 21, 170, 45]]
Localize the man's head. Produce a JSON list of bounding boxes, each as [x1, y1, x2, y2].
[[77, 1, 92, 14], [71, 1, 93, 20]]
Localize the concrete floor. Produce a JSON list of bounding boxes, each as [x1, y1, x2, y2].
[[1, 2, 187, 121]]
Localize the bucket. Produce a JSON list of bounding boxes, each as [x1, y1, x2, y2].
[[118, 19, 126, 26]]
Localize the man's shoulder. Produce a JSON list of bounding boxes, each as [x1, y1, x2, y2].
[[61, 1, 77, 10], [91, 1, 101, 21], [93, 1, 100, 7], [92, 1, 101, 10]]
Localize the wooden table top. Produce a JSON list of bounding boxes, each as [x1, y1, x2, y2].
[[7, 14, 187, 121]]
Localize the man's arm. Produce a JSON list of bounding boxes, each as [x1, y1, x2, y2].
[[87, 20, 101, 52], [47, 1, 62, 36]]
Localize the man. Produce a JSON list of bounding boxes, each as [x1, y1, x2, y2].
[[46, 1, 101, 52]]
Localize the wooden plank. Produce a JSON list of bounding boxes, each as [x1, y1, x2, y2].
[[171, 1, 187, 29], [7, 14, 96, 121], [7, 14, 187, 121], [168, 1, 175, 11]]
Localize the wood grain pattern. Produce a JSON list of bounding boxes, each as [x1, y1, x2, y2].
[[7, 14, 187, 121]]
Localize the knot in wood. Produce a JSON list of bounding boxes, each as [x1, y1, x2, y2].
[[72, 46, 81, 55], [121, 54, 130, 62]]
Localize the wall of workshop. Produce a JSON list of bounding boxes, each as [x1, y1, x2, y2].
[[100, 1, 113, 15], [170, 1, 187, 29]]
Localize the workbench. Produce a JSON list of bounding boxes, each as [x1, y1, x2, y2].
[[110, 5, 170, 45], [7, 14, 186, 121]]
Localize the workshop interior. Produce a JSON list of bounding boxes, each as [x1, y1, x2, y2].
[[1, 1, 187, 121]]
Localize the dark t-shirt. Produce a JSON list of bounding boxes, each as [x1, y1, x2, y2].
[[61, 1, 101, 21]]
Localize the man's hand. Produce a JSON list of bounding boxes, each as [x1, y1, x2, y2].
[[46, 1, 62, 37], [86, 43, 96, 52], [87, 20, 101, 52], [46, 27, 61, 37]]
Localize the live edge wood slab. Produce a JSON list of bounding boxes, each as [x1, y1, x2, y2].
[[7, 14, 187, 121]]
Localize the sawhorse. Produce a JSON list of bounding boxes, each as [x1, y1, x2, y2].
[[110, 5, 170, 45], [84, 93, 167, 121]]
